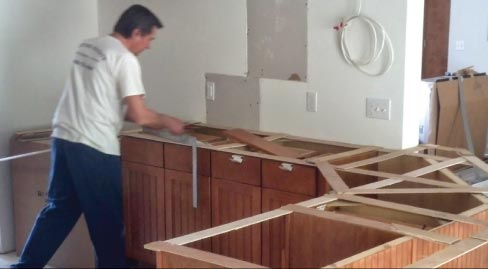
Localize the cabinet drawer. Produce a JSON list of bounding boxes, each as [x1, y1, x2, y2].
[[164, 143, 210, 176], [121, 137, 163, 167], [211, 151, 261, 186], [262, 160, 316, 196]]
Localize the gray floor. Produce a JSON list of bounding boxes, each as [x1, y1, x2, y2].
[[0, 252, 17, 268]]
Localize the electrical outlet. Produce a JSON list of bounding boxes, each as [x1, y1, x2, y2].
[[206, 81, 215, 101], [366, 98, 391, 120], [306, 92, 318, 112], [455, 40, 465, 51]]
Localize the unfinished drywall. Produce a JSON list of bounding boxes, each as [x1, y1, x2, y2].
[[206, 74, 260, 130], [207, 0, 423, 149], [448, 0, 488, 73], [0, 0, 98, 253], [247, 0, 307, 81], [98, 0, 248, 122]]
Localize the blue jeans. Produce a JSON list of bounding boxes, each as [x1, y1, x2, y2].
[[12, 138, 125, 268]]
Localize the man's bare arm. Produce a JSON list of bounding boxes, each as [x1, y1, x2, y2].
[[124, 95, 184, 134]]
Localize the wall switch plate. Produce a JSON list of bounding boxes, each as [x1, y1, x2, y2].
[[206, 81, 215, 101], [366, 98, 391, 120], [306, 92, 318, 112]]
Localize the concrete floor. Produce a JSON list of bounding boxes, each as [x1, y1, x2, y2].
[[0, 252, 17, 268]]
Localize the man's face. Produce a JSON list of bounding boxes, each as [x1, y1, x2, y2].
[[130, 26, 157, 55]]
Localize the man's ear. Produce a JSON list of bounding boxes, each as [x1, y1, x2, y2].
[[131, 28, 142, 39]]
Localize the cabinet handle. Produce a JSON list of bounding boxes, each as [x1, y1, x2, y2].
[[279, 163, 294, 172], [229, 155, 244, 164]]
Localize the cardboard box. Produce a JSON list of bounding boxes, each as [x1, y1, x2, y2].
[[426, 75, 488, 158]]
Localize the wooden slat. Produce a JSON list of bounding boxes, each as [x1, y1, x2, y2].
[[341, 168, 469, 188], [405, 237, 488, 268], [337, 146, 424, 169], [214, 134, 287, 150], [332, 194, 488, 227], [148, 243, 266, 268], [316, 161, 349, 192], [282, 205, 459, 244], [342, 187, 488, 195], [422, 144, 472, 155], [164, 209, 292, 246], [305, 146, 379, 163], [424, 158, 488, 204], [465, 155, 488, 175], [222, 129, 301, 158], [295, 196, 338, 208], [353, 157, 467, 190]]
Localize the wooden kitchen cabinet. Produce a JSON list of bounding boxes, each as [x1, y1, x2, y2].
[[211, 178, 262, 264], [122, 161, 165, 264], [261, 188, 313, 268], [164, 169, 211, 251]]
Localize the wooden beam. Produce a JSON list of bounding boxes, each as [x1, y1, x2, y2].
[[422, 144, 472, 155], [424, 158, 488, 204], [282, 204, 459, 244], [165, 208, 292, 245], [342, 187, 488, 195], [222, 129, 302, 158], [339, 168, 469, 188], [337, 146, 425, 169], [214, 134, 287, 150], [464, 155, 488, 175], [353, 157, 467, 190], [295, 195, 338, 208], [305, 146, 379, 163], [316, 161, 349, 192], [145, 242, 265, 268], [332, 194, 488, 227]]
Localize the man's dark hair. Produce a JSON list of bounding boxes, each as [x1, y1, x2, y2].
[[113, 5, 163, 38]]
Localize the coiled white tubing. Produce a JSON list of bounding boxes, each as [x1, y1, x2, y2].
[[339, 3, 395, 77]]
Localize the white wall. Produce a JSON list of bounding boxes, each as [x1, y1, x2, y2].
[[98, 0, 248, 122], [448, 0, 488, 73], [289, 0, 421, 149], [0, 0, 98, 253]]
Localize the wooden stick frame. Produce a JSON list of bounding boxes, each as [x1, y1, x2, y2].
[[145, 144, 488, 268]]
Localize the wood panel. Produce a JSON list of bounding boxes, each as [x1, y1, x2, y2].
[[289, 212, 400, 268], [422, 0, 451, 79], [123, 161, 164, 264], [211, 178, 262, 264], [211, 151, 261, 186], [262, 189, 312, 268], [342, 240, 414, 268], [164, 144, 210, 176], [121, 137, 164, 167], [262, 160, 316, 196], [165, 170, 211, 251]]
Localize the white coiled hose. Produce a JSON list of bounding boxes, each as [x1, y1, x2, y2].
[[339, 0, 394, 76]]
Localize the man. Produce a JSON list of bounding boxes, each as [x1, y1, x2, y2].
[[12, 5, 184, 268]]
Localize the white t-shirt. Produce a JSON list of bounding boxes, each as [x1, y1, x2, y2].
[[52, 35, 145, 156]]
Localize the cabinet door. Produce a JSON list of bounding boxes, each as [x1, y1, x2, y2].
[[122, 161, 165, 265], [211, 178, 261, 264], [262, 188, 312, 268], [165, 169, 211, 251]]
